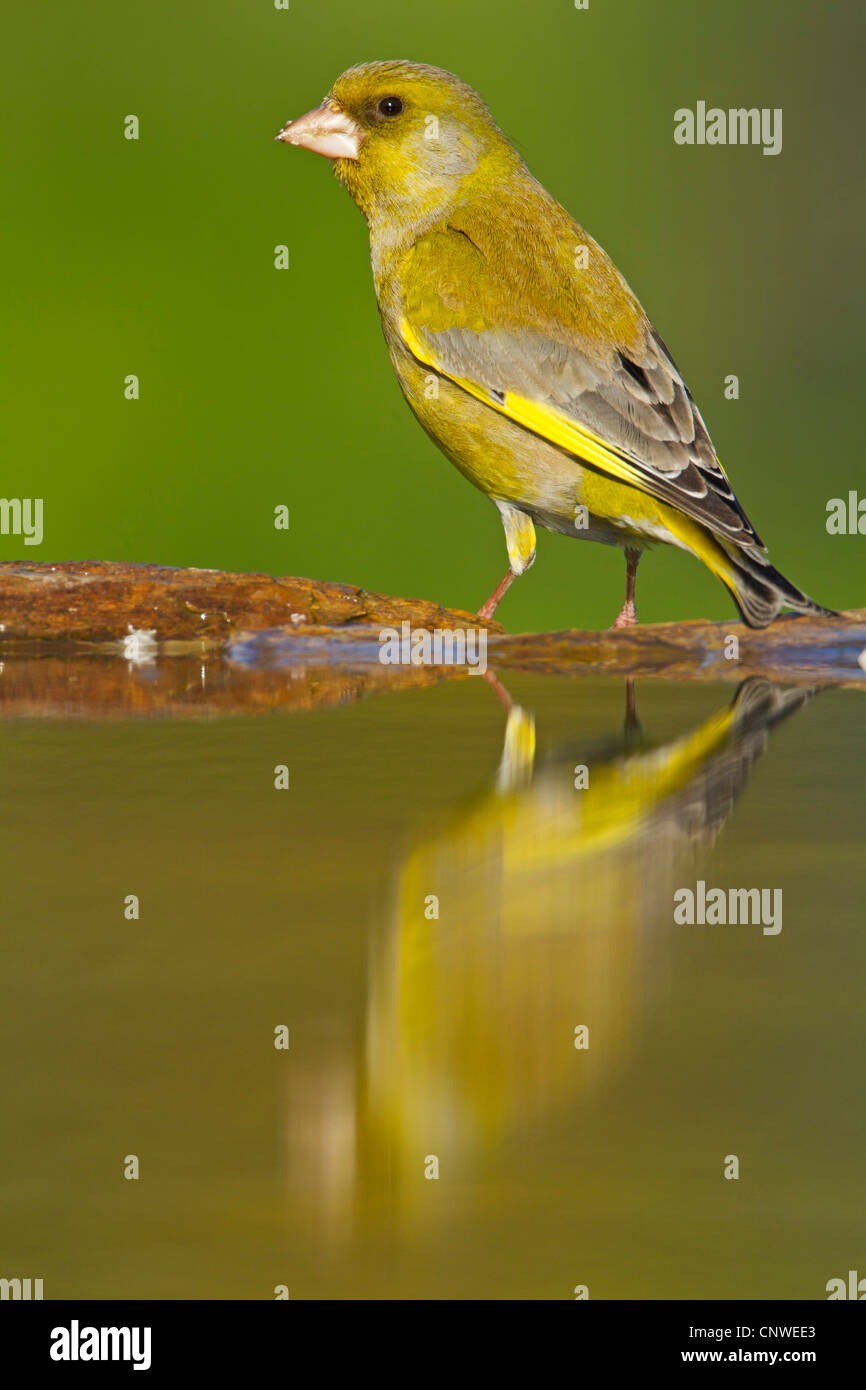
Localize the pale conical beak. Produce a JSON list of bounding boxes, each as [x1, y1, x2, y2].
[[275, 101, 363, 160]]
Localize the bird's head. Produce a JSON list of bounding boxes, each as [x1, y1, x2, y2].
[[276, 61, 520, 228]]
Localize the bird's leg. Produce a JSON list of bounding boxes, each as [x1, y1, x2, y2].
[[479, 504, 536, 621], [478, 568, 517, 620], [482, 667, 514, 711], [612, 547, 641, 629], [623, 679, 642, 740]]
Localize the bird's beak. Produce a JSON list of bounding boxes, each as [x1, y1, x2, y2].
[[275, 100, 363, 160]]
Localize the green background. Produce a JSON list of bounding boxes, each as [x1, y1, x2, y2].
[[3, 0, 862, 629]]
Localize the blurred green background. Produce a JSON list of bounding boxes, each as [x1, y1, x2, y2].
[[3, 0, 863, 629]]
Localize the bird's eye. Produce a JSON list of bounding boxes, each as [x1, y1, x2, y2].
[[378, 95, 404, 118]]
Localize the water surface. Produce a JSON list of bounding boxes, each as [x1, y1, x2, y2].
[[1, 670, 863, 1299]]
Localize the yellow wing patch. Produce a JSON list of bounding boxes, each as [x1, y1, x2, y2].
[[399, 316, 650, 495], [398, 315, 743, 599]]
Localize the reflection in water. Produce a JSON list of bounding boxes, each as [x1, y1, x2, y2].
[[287, 678, 809, 1234]]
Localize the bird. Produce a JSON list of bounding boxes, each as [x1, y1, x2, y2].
[[275, 61, 833, 629]]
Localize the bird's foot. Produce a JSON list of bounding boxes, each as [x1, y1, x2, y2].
[[611, 602, 638, 630]]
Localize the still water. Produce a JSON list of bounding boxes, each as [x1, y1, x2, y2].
[[1, 667, 863, 1299]]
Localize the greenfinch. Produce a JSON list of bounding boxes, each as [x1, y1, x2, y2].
[[276, 61, 832, 628]]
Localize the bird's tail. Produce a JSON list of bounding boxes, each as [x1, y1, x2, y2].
[[718, 543, 838, 629], [661, 507, 838, 629]]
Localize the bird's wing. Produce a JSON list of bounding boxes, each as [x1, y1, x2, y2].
[[395, 211, 766, 554]]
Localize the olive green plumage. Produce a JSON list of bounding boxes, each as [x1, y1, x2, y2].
[[278, 60, 833, 628]]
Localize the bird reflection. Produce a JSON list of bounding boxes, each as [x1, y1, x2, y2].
[[286, 677, 809, 1232]]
